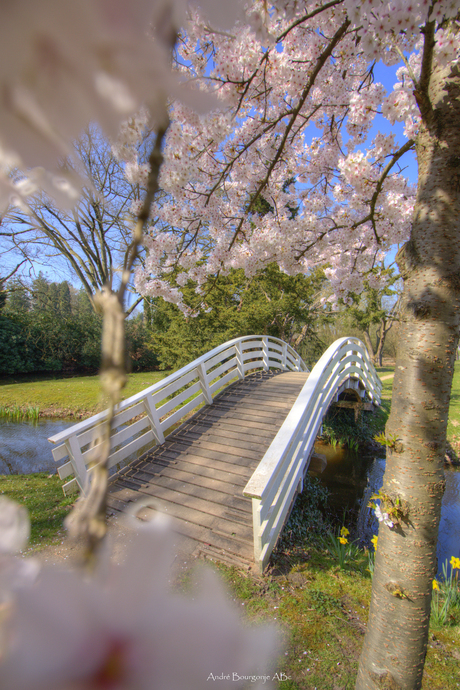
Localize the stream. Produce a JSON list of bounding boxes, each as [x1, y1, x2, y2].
[[313, 441, 460, 576], [0, 419, 73, 475], [0, 420, 458, 575]]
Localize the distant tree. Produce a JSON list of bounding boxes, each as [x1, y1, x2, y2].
[[125, 316, 159, 372], [344, 266, 402, 366], [0, 261, 28, 313], [47, 282, 59, 315], [57, 281, 72, 318], [3, 125, 150, 314], [31, 272, 50, 312], [5, 280, 30, 314], [0, 286, 6, 312], [146, 265, 326, 369]]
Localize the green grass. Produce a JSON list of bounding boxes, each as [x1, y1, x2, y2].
[[210, 551, 460, 689], [375, 364, 395, 401], [0, 405, 40, 421], [446, 361, 460, 448], [0, 370, 169, 418], [376, 362, 460, 450], [0, 473, 74, 551]]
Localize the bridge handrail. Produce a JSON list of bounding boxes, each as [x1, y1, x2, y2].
[[48, 335, 307, 495], [243, 337, 382, 573]]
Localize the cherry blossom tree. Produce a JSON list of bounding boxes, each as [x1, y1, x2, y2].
[[127, 2, 460, 688]]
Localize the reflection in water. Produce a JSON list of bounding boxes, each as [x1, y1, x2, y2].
[[437, 465, 460, 570], [0, 419, 73, 475], [313, 441, 460, 577]]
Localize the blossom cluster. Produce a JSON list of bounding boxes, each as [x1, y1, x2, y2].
[[374, 503, 395, 528], [0, 0, 239, 213]]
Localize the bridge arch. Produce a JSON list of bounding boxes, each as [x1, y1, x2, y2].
[[243, 337, 381, 572]]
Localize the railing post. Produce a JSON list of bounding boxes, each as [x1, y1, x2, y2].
[[295, 351, 301, 371], [65, 436, 89, 495], [282, 342, 287, 370], [262, 336, 269, 371], [143, 393, 165, 445], [235, 340, 245, 379], [252, 497, 264, 574], [198, 362, 213, 405]]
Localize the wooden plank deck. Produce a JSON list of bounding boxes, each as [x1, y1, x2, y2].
[[107, 369, 309, 569]]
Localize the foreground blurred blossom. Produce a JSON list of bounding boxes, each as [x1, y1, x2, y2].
[[0, 518, 279, 690], [0, 498, 39, 619], [0, 497, 30, 555], [0, 0, 225, 210]]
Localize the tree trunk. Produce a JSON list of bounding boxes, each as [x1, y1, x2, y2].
[[356, 63, 460, 689], [362, 329, 376, 364], [374, 321, 386, 367]]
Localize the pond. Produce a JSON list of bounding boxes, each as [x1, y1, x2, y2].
[[313, 441, 460, 576], [0, 419, 73, 475]]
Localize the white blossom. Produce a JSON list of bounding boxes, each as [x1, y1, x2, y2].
[[1, 517, 279, 690]]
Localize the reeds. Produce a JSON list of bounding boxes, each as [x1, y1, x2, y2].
[[0, 405, 40, 421]]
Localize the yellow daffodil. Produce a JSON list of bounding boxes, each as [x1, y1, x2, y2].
[[450, 556, 460, 570], [339, 537, 348, 545], [432, 579, 439, 590], [340, 527, 350, 537], [371, 535, 378, 551]]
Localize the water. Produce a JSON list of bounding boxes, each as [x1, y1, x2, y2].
[[313, 441, 460, 576], [0, 419, 73, 475]]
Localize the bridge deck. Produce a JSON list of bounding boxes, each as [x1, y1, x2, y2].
[[107, 369, 309, 568]]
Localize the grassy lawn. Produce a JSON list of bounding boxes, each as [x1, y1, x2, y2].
[[210, 555, 460, 690], [0, 473, 74, 551], [376, 362, 460, 448], [447, 361, 460, 448], [0, 370, 170, 419]]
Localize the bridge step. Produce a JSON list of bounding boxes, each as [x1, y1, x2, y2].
[[108, 370, 309, 566], [194, 543, 254, 572]]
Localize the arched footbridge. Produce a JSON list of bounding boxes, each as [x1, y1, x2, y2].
[[48, 336, 382, 573]]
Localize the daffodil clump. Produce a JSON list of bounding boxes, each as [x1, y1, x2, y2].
[[431, 556, 460, 627], [338, 526, 349, 545], [326, 525, 359, 570], [366, 534, 378, 577]]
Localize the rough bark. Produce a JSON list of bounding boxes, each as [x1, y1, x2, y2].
[[356, 62, 460, 689]]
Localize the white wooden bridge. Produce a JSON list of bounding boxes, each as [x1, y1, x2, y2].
[[48, 336, 381, 573]]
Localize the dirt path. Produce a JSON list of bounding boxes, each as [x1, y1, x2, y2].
[[24, 513, 202, 581]]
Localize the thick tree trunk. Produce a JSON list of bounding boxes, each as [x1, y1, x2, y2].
[[356, 63, 460, 689]]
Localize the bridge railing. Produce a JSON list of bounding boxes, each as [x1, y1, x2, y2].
[[243, 337, 382, 573], [48, 335, 307, 495]]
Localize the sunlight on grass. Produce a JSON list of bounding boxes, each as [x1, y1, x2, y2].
[[0, 371, 170, 418]]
